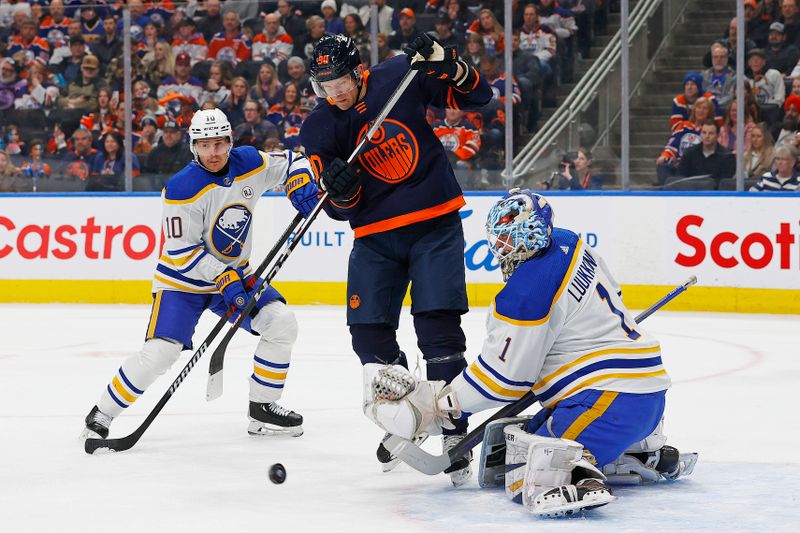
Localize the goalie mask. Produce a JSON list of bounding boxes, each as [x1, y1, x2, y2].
[[309, 34, 362, 100], [486, 189, 554, 280]]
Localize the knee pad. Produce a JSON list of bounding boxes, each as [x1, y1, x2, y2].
[[624, 418, 667, 453], [251, 301, 298, 347], [138, 337, 182, 375], [350, 323, 404, 366], [413, 310, 466, 358]]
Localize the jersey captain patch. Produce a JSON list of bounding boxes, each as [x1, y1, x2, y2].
[[356, 119, 419, 183], [212, 204, 252, 257]]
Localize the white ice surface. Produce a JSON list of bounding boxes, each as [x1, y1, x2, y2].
[[1, 305, 799, 532]]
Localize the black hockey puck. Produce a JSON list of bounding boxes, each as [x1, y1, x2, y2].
[[269, 463, 286, 484]]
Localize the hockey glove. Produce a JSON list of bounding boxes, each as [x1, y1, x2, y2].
[[285, 169, 319, 218], [215, 267, 249, 311], [319, 158, 361, 204], [404, 33, 476, 89]]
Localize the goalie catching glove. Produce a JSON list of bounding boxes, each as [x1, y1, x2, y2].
[[362, 363, 461, 440], [404, 33, 477, 90]]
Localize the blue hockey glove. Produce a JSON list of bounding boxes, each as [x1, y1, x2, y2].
[[215, 268, 249, 311], [320, 158, 361, 204], [285, 169, 319, 218], [404, 33, 475, 89]]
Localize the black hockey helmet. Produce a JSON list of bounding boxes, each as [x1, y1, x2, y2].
[[310, 34, 361, 84]]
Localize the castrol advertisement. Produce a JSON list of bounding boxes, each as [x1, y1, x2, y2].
[[0, 194, 798, 291]]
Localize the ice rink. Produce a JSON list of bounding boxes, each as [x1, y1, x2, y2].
[[1, 304, 799, 532]]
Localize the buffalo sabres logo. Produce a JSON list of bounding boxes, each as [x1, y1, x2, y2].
[[357, 119, 419, 183], [212, 204, 252, 258], [242, 186, 254, 199]]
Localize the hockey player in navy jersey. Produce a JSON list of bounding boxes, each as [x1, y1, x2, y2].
[[80, 108, 319, 441], [300, 33, 492, 485], [363, 190, 697, 515]]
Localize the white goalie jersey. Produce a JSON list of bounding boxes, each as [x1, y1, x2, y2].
[[451, 228, 671, 414], [153, 146, 313, 293]]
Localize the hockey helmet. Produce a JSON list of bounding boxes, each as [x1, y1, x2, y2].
[[309, 34, 362, 98], [189, 108, 233, 168], [486, 189, 554, 280]]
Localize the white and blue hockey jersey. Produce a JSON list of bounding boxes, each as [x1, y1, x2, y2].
[[452, 229, 671, 414], [153, 146, 313, 293]]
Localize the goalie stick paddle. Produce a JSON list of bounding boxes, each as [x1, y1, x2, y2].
[[205, 68, 420, 401], [383, 275, 698, 475], [83, 214, 303, 455]]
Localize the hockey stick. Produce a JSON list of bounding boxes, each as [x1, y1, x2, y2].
[[383, 275, 698, 475], [83, 214, 302, 455], [205, 68, 420, 400]]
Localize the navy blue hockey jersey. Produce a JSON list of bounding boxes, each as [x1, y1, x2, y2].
[[300, 55, 491, 238]]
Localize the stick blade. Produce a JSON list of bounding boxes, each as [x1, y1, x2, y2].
[[85, 436, 131, 455], [383, 434, 451, 475], [206, 371, 223, 401]]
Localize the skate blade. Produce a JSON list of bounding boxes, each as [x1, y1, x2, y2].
[[532, 494, 616, 518], [380, 456, 402, 472], [247, 420, 303, 438]]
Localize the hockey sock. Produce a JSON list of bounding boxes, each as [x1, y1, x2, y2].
[[249, 302, 297, 403], [413, 310, 467, 357], [351, 323, 405, 366]]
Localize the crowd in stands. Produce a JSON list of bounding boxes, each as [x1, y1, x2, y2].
[[0, 0, 609, 193], [656, 0, 799, 192]]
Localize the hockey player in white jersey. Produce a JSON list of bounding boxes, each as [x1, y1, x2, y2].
[[363, 189, 696, 517], [80, 108, 319, 440]]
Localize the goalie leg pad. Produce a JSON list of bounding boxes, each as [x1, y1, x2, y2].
[[478, 416, 533, 488]]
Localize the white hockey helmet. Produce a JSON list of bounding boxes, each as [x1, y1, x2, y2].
[[189, 108, 233, 167]]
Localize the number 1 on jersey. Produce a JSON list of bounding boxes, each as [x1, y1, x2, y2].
[[596, 283, 640, 340], [499, 336, 511, 362]]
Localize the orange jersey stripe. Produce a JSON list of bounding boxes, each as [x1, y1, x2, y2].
[[353, 196, 465, 238]]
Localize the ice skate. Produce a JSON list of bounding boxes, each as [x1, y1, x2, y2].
[[531, 478, 615, 518], [443, 433, 472, 487], [79, 405, 112, 441], [377, 432, 428, 472], [248, 401, 303, 437]]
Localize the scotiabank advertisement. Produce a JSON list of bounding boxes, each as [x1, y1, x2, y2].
[[0, 194, 798, 290]]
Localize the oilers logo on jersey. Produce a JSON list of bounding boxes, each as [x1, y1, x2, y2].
[[356, 119, 419, 183], [212, 204, 252, 257]]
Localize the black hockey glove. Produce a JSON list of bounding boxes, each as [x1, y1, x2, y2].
[[403, 33, 476, 90], [320, 158, 361, 204]]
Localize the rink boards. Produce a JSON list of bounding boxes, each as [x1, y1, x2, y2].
[[0, 191, 798, 313]]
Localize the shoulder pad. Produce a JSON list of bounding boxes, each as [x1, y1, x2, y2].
[[494, 229, 581, 324], [164, 162, 215, 202], [229, 146, 267, 180]]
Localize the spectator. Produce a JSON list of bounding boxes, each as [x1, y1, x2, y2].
[[224, 76, 250, 127], [5, 125, 24, 155], [144, 41, 175, 87], [79, 5, 104, 46], [267, 83, 303, 149], [375, 32, 397, 63], [57, 55, 104, 117], [285, 56, 312, 101], [389, 8, 421, 51], [321, 0, 345, 36], [432, 108, 481, 169], [765, 22, 800, 74], [136, 20, 162, 60], [745, 0, 770, 48], [7, 17, 51, 66], [467, 8, 504, 58], [744, 122, 776, 178], [207, 9, 252, 65], [781, 0, 800, 47], [702, 43, 736, 108], [13, 61, 58, 114], [542, 153, 585, 190], [570, 147, 604, 189], [774, 95, 800, 147], [344, 13, 371, 54], [703, 18, 757, 69], [519, 4, 557, 89], [171, 18, 208, 66], [198, 0, 225, 42], [20, 140, 52, 191], [201, 60, 233, 107], [45, 123, 70, 155], [39, 0, 72, 49], [92, 16, 122, 72], [656, 97, 716, 185], [63, 127, 98, 181], [360, 0, 396, 36], [131, 80, 163, 129], [299, 16, 327, 62], [750, 143, 800, 190], [250, 62, 285, 110], [719, 98, 757, 153], [235, 99, 279, 148], [49, 22, 85, 77], [252, 13, 294, 67], [78, 85, 115, 137], [142, 120, 191, 185], [748, 48, 786, 125], [134, 115, 158, 156], [678, 120, 735, 185], [87, 131, 140, 192], [430, 14, 463, 51], [57, 35, 90, 86], [671, 71, 723, 132], [277, 0, 308, 44], [481, 55, 521, 107], [0, 149, 20, 192], [442, 0, 475, 36], [158, 52, 203, 102], [536, 0, 578, 42], [463, 32, 486, 70]]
